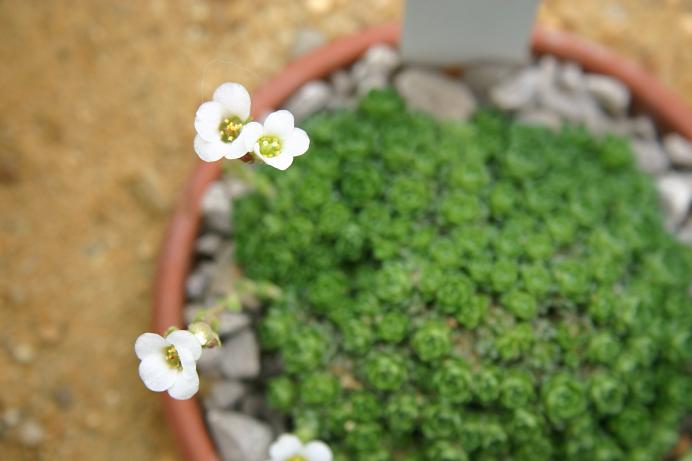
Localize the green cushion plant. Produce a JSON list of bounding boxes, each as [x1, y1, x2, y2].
[[234, 89, 692, 460]]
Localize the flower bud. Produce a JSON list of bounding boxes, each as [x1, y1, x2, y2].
[[188, 322, 221, 348]]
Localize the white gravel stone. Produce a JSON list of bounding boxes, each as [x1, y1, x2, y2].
[[352, 44, 400, 81], [207, 411, 273, 461], [186, 262, 214, 300], [196, 233, 223, 258], [489, 68, 539, 110], [201, 182, 232, 235], [222, 177, 251, 199], [197, 346, 223, 378], [628, 115, 657, 140], [350, 44, 400, 96], [630, 139, 670, 175], [207, 245, 242, 303], [364, 44, 400, 70], [239, 393, 265, 418], [663, 133, 692, 168], [220, 329, 260, 379], [677, 218, 692, 244], [205, 381, 247, 410], [330, 70, 355, 97], [327, 96, 357, 110], [537, 55, 559, 85], [585, 74, 630, 115], [536, 60, 602, 125], [581, 107, 609, 135], [558, 62, 585, 92], [185, 306, 250, 338], [462, 62, 522, 99], [517, 109, 562, 131], [283, 80, 333, 122], [356, 72, 389, 97], [657, 173, 692, 229], [395, 68, 476, 121], [537, 85, 585, 122]]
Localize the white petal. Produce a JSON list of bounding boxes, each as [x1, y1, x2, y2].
[[213, 82, 251, 120], [194, 101, 224, 142], [263, 110, 294, 138], [283, 128, 310, 157], [303, 441, 333, 461], [269, 434, 303, 459], [167, 372, 199, 400], [166, 330, 202, 360], [223, 138, 249, 160], [194, 136, 227, 162], [254, 147, 294, 171], [139, 354, 177, 392], [178, 347, 199, 380], [240, 121, 264, 152], [134, 332, 166, 360]]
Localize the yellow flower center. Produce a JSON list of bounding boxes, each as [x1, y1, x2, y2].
[[219, 116, 243, 143], [286, 456, 307, 461], [258, 135, 282, 158], [164, 345, 182, 370]]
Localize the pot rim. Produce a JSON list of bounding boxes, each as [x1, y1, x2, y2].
[[152, 22, 692, 461]]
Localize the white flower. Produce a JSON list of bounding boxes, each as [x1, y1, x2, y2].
[[194, 82, 252, 162], [268, 434, 332, 461], [135, 330, 202, 400], [243, 110, 310, 170]]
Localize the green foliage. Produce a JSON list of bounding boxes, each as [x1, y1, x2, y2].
[[384, 392, 419, 434], [500, 369, 535, 409], [501, 290, 538, 320], [233, 90, 692, 460], [279, 326, 329, 373], [542, 373, 587, 425], [300, 371, 341, 405], [362, 351, 408, 391], [472, 366, 501, 404], [411, 321, 452, 362], [456, 293, 488, 328], [431, 358, 473, 403], [425, 441, 468, 461], [266, 376, 295, 411], [376, 312, 409, 344], [589, 372, 625, 416]]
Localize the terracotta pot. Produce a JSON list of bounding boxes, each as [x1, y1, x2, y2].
[[152, 22, 692, 461]]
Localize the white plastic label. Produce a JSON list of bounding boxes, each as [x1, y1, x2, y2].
[[401, 0, 541, 65]]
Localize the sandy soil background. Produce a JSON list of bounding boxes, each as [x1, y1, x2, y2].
[[1, 1, 691, 460]]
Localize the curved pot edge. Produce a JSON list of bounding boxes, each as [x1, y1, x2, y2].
[[152, 21, 692, 461], [531, 27, 692, 139]]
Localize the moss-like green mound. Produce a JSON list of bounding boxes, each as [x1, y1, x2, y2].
[[234, 90, 692, 461]]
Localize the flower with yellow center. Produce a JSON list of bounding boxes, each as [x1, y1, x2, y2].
[[194, 82, 252, 162], [267, 434, 332, 461], [243, 110, 310, 170], [134, 330, 202, 400]]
